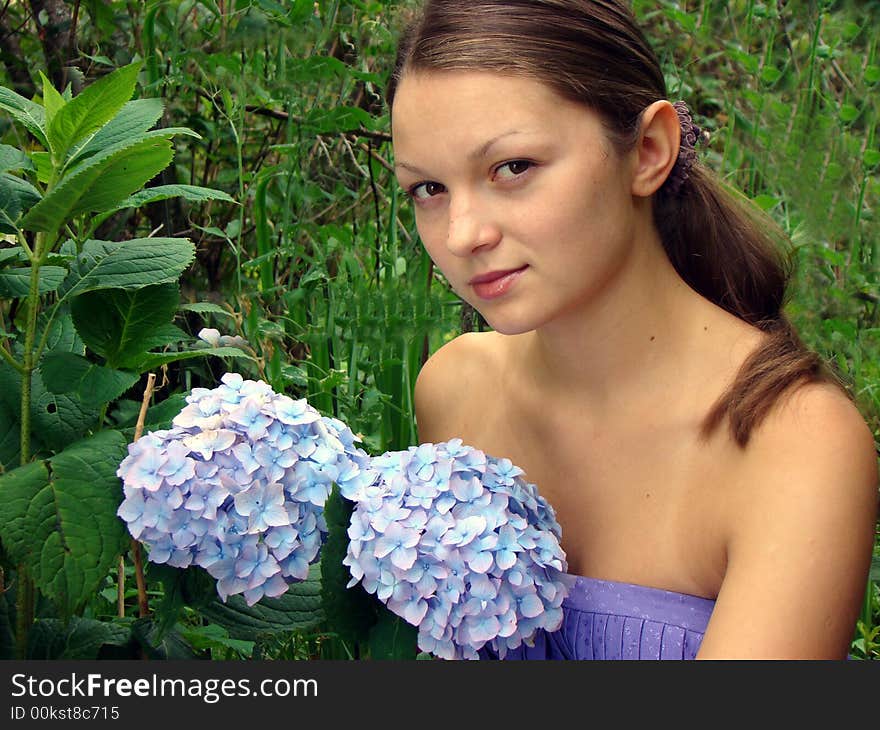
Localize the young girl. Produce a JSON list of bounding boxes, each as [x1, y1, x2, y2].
[[387, 0, 878, 659]]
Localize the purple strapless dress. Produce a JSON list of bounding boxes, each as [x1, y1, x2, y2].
[[480, 575, 716, 660]]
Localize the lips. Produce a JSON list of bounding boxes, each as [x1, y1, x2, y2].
[[469, 265, 528, 300]]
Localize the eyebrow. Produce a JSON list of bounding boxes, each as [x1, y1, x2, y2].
[[394, 129, 524, 176]]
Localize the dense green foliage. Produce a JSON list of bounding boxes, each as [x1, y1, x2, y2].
[[0, 0, 877, 659]]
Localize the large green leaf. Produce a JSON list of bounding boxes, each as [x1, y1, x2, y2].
[[30, 368, 100, 453], [0, 86, 48, 149], [198, 563, 325, 641], [0, 430, 130, 617], [0, 145, 34, 173], [0, 266, 67, 298], [48, 62, 141, 165], [0, 173, 41, 233], [106, 184, 235, 213], [59, 237, 195, 302], [57, 239, 120, 299], [67, 98, 164, 166], [39, 352, 139, 407], [70, 283, 180, 368], [20, 134, 174, 233]]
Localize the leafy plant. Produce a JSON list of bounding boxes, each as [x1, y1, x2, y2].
[[0, 61, 245, 658]]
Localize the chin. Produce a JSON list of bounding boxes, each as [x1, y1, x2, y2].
[[478, 310, 542, 337]]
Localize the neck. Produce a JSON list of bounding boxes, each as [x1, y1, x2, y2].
[[512, 229, 747, 427]]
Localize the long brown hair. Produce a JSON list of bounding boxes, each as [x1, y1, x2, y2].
[[388, 0, 850, 447]]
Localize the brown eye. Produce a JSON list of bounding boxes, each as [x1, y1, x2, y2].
[[495, 160, 533, 180], [411, 181, 446, 200]]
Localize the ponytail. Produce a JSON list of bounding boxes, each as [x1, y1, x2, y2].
[[655, 166, 851, 446]]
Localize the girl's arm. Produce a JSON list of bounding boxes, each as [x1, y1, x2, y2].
[[697, 383, 878, 659]]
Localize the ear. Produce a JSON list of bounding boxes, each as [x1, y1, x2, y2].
[[630, 100, 680, 198]]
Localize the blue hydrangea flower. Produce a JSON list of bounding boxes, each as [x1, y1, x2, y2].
[[340, 439, 572, 659], [117, 372, 375, 606]]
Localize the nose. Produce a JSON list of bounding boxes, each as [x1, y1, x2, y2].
[[446, 195, 501, 257]]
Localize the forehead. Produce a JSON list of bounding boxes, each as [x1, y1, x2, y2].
[[391, 70, 599, 160]]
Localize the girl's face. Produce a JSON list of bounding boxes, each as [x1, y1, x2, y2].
[[391, 71, 645, 336]]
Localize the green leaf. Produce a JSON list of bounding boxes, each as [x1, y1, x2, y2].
[[178, 301, 236, 319], [30, 369, 100, 452], [28, 618, 131, 659], [108, 184, 235, 212], [130, 619, 201, 659], [70, 283, 180, 368], [752, 194, 781, 212], [60, 237, 195, 302], [303, 105, 375, 134], [133, 345, 254, 371], [146, 562, 219, 636], [0, 145, 34, 173], [0, 173, 42, 233], [0, 266, 67, 298], [30, 151, 52, 183], [0, 248, 25, 267], [68, 98, 164, 166], [319, 488, 379, 647], [839, 104, 860, 123], [760, 66, 782, 85], [39, 352, 139, 406], [0, 430, 130, 618], [367, 608, 419, 659], [38, 308, 84, 356], [663, 6, 697, 34], [199, 563, 324, 641], [0, 86, 49, 149], [113, 392, 187, 437], [136, 323, 188, 352], [178, 623, 255, 655], [20, 134, 174, 233], [39, 71, 66, 129], [862, 150, 880, 168], [865, 65, 880, 85], [48, 62, 141, 164]]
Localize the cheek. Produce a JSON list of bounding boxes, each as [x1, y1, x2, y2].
[[415, 216, 450, 264]]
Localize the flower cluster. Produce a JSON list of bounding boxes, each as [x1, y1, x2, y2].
[[339, 439, 570, 659], [116, 373, 375, 606]]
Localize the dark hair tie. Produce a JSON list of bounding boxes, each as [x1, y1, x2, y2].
[[664, 101, 706, 195]]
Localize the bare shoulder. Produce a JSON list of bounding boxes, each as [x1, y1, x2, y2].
[[700, 381, 878, 658], [742, 381, 878, 496], [413, 331, 503, 443]]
